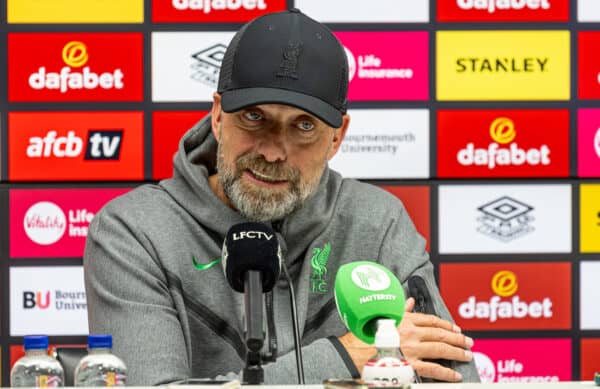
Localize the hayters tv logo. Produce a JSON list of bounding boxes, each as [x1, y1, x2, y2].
[[9, 188, 130, 258], [438, 0, 569, 22], [437, 31, 569, 100], [438, 110, 568, 177], [335, 32, 428, 101], [440, 263, 571, 330], [10, 267, 89, 335], [473, 339, 571, 382], [152, 0, 286, 23], [9, 112, 143, 180], [578, 109, 600, 177], [8, 33, 142, 102]]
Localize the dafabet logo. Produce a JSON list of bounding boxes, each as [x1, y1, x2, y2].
[[152, 0, 286, 22], [9, 188, 130, 258], [440, 263, 571, 330], [437, 0, 569, 22], [8, 33, 143, 102], [473, 339, 571, 382], [9, 112, 144, 181], [438, 110, 569, 177], [437, 31, 569, 100], [578, 32, 600, 99]]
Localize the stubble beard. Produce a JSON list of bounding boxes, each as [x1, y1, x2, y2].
[[216, 140, 327, 222]]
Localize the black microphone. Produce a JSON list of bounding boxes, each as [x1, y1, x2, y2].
[[222, 222, 281, 385]]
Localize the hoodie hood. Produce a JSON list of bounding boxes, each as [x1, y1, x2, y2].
[[160, 114, 344, 265]]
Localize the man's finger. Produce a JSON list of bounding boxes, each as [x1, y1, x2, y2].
[[420, 327, 474, 349], [404, 297, 415, 312], [411, 360, 462, 382], [416, 342, 473, 362], [405, 311, 461, 333]]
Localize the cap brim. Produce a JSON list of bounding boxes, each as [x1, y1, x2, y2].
[[221, 87, 343, 128]]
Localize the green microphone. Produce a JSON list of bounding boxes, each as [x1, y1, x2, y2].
[[334, 261, 406, 344]]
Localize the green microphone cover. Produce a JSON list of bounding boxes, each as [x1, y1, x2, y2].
[[334, 261, 405, 344]]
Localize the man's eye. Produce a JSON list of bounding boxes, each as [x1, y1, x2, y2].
[[297, 121, 315, 131], [243, 111, 263, 121]]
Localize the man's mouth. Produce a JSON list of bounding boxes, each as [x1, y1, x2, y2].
[[244, 169, 288, 186]]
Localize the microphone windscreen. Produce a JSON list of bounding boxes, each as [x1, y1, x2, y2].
[[222, 222, 282, 293], [334, 261, 405, 344]]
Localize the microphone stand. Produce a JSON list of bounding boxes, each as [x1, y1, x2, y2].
[[244, 271, 264, 385], [281, 261, 305, 384]]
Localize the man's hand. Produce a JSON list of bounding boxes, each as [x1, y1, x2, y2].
[[338, 330, 376, 374], [399, 297, 473, 382]]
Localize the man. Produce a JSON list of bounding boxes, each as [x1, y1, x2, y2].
[[84, 9, 479, 385]]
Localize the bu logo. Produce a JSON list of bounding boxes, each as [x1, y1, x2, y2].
[[23, 291, 51, 309], [277, 42, 302, 79]]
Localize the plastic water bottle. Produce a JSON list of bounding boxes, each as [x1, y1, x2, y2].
[[11, 335, 65, 387], [361, 319, 416, 387], [74, 334, 127, 386]]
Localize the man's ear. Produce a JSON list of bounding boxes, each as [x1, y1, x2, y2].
[[327, 114, 350, 160], [211, 92, 223, 141]]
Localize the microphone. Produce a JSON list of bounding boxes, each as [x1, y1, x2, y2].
[[334, 261, 406, 344], [222, 222, 282, 384]]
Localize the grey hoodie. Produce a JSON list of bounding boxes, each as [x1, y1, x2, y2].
[[83, 115, 480, 385]]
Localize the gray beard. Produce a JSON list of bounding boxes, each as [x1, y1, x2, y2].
[[216, 141, 326, 222]]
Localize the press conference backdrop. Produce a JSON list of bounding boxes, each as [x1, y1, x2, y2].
[[0, 0, 599, 385]]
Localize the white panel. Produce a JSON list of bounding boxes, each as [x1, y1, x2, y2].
[[439, 184, 571, 253], [152, 31, 235, 102], [295, 0, 429, 22], [10, 267, 88, 335], [581, 261, 600, 329], [578, 0, 600, 22], [329, 109, 429, 179]]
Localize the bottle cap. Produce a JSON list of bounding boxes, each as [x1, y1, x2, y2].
[[23, 335, 49, 350], [374, 319, 400, 348], [88, 334, 112, 349]]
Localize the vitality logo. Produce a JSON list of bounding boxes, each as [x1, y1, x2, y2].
[[29, 41, 124, 94], [458, 117, 551, 169]]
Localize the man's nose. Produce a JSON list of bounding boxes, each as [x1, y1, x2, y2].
[[255, 130, 287, 163]]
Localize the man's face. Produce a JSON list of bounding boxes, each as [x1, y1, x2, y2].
[[211, 95, 348, 222]]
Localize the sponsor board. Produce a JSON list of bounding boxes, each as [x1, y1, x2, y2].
[[153, 111, 209, 179], [580, 185, 600, 253], [10, 267, 88, 335], [580, 262, 600, 329], [437, 0, 569, 22], [580, 32, 600, 97], [437, 109, 569, 178], [8, 112, 144, 181], [579, 32, 600, 99], [437, 30, 570, 100], [9, 188, 130, 258], [152, 32, 235, 102], [329, 109, 429, 179], [578, 109, 600, 177], [8, 33, 143, 102], [472, 339, 571, 382], [579, 0, 600, 21], [379, 186, 430, 252], [438, 184, 571, 253], [581, 339, 600, 380], [440, 262, 571, 330], [152, 0, 286, 22], [7, 0, 143, 23], [334, 32, 429, 101], [294, 0, 428, 22]]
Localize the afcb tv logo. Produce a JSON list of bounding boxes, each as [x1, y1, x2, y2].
[[27, 130, 123, 160]]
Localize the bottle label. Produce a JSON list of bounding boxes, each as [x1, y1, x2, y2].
[[362, 357, 415, 386], [36, 375, 63, 387], [104, 372, 126, 386]]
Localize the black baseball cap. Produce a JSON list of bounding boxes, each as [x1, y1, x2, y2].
[[217, 9, 349, 128]]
